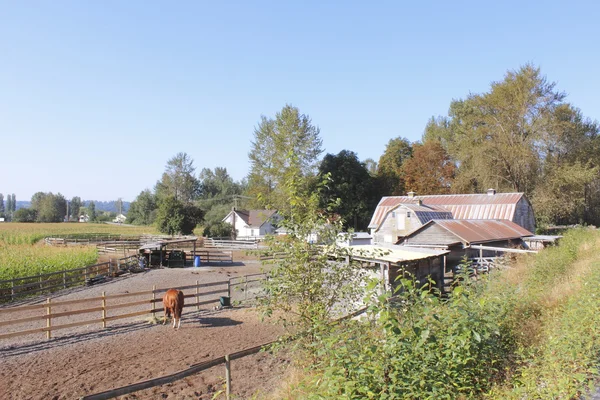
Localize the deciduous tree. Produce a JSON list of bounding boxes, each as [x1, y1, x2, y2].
[[377, 137, 413, 195], [155, 152, 200, 203], [402, 141, 456, 195], [317, 150, 379, 230], [247, 104, 323, 212]]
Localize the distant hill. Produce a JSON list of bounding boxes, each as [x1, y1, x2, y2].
[[13, 200, 130, 213]]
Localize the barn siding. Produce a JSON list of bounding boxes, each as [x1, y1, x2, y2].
[[372, 206, 426, 244], [403, 224, 460, 246], [513, 198, 535, 233]]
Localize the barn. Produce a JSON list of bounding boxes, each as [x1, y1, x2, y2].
[[368, 189, 535, 244], [399, 219, 534, 269], [222, 208, 281, 239]]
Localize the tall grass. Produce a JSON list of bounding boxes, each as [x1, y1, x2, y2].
[[0, 223, 158, 283], [275, 228, 600, 399]]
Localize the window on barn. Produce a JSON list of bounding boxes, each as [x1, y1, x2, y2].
[[407, 212, 411, 218]]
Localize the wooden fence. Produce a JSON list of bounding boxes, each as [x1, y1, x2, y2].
[[194, 249, 233, 264], [0, 280, 229, 341], [205, 238, 259, 250], [0, 262, 114, 302]]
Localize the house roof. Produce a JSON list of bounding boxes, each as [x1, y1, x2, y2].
[[368, 192, 524, 229], [227, 209, 278, 228], [403, 219, 533, 246]]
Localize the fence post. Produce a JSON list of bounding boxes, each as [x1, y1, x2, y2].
[[244, 275, 248, 301], [46, 298, 52, 339], [152, 285, 156, 316], [102, 291, 107, 328], [196, 280, 200, 311], [11, 280, 15, 302], [225, 354, 231, 400], [84, 266, 88, 283], [39, 275, 43, 291]]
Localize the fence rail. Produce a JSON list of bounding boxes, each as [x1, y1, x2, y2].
[[0, 280, 230, 341], [0, 262, 114, 302], [80, 306, 367, 400], [205, 238, 258, 250]]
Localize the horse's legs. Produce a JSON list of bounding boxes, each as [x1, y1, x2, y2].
[[163, 307, 170, 325], [176, 315, 181, 329]]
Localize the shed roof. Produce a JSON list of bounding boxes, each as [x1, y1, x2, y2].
[[403, 219, 533, 246], [368, 193, 524, 229], [348, 244, 449, 264]]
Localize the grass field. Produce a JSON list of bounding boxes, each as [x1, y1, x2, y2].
[[0, 222, 158, 281]]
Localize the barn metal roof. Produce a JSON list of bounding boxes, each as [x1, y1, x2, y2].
[[368, 193, 524, 229], [348, 244, 449, 264], [404, 219, 533, 245]]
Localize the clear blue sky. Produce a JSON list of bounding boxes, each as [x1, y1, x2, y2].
[[1, 1, 599, 202]]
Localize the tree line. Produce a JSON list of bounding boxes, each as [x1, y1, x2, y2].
[[0, 192, 125, 223], [127, 65, 599, 235], [7, 65, 598, 232]]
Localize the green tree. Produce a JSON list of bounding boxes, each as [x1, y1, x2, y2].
[[88, 201, 97, 222], [33, 193, 67, 222], [317, 150, 379, 230], [127, 189, 157, 225], [247, 104, 323, 211], [377, 137, 413, 195], [0, 193, 4, 216], [11, 194, 16, 212], [155, 152, 200, 202], [70, 196, 81, 221], [4, 194, 11, 218], [155, 196, 203, 235], [363, 158, 378, 176], [259, 172, 367, 338], [402, 141, 456, 195], [12, 208, 36, 222], [439, 64, 564, 194]]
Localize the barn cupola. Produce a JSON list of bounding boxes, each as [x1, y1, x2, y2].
[[487, 188, 497, 196], [407, 191, 416, 198]]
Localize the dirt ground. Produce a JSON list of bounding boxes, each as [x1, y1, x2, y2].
[[0, 258, 290, 400]]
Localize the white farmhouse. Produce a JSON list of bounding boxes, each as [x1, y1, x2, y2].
[[113, 214, 127, 223], [222, 209, 280, 239]]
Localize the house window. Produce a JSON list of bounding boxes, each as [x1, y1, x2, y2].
[[407, 212, 411, 218], [392, 212, 396, 218]]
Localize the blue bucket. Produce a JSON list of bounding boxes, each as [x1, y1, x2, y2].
[[194, 255, 201, 267]]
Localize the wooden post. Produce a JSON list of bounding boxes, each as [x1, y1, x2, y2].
[[39, 275, 43, 291], [84, 266, 88, 283], [11, 281, 15, 302], [102, 291, 107, 328], [244, 275, 248, 301], [152, 285, 156, 316], [225, 354, 231, 400], [46, 298, 52, 339], [196, 280, 200, 311]]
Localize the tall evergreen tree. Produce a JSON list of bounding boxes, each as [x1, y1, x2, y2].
[[0, 193, 4, 215], [70, 196, 81, 220]]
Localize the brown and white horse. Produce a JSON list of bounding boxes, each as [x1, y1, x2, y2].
[[162, 289, 184, 329]]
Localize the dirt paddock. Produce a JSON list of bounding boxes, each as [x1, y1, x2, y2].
[[0, 261, 289, 400]]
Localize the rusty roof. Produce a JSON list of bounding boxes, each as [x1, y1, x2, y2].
[[404, 219, 533, 245], [368, 193, 524, 229]]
